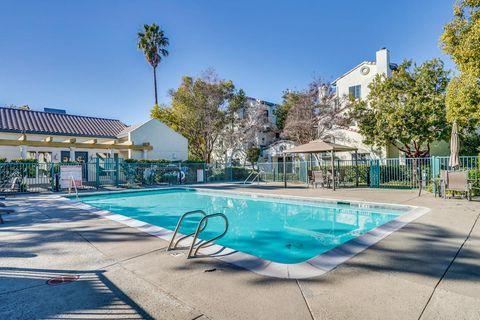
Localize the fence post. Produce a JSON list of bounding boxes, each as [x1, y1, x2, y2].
[[95, 158, 100, 189], [303, 160, 308, 185], [115, 157, 119, 186], [51, 162, 55, 192], [369, 159, 380, 188], [203, 162, 207, 183]]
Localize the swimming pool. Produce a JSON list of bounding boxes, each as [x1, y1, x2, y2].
[[76, 188, 425, 267]]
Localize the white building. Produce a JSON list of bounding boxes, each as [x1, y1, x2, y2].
[[332, 48, 449, 159], [0, 107, 188, 163], [331, 48, 397, 160]]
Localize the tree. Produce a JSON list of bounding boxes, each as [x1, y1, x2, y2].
[[280, 80, 351, 144], [441, 0, 480, 77], [445, 73, 480, 129], [441, 1, 480, 128], [460, 131, 480, 155], [213, 94, 277, 164], [213, 89, 248, 163], [273, 93, 291, 131], [151, 70, 242, 162], [351, 59, 450, 158], [246, 145, 261, 169], [137, 24, 169, 106]]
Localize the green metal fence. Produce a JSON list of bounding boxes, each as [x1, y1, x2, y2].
[[0, 156, 478, 193], [0, 159, 209, 193], [258, 156, 480, 189]]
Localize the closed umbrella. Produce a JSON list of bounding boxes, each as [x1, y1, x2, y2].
[[449, 122, 460, 168]]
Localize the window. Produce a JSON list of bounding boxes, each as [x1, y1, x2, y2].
[[61, 151, 70, 162], [352, 153, 369, 161], [348, 85, 361, 99], [28, 151, 52, 163]]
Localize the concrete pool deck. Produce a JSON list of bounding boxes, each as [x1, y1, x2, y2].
[[1, 184, 479, 319]]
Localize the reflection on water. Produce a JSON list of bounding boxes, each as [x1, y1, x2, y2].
[[81, 189, 405, 264]]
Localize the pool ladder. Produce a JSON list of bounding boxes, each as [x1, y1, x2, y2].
[[167, 210, 229, 258], [243, 170, 264, 184]]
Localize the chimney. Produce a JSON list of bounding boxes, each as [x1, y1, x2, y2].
[[376, 47, 391, 76]]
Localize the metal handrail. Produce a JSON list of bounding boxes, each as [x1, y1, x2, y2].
[[243, 171, 256, 184], [167, 210, 208, 251], [69, 175, 79, 200], [243, 170, 264, 184], [187, 212, 229, 258]]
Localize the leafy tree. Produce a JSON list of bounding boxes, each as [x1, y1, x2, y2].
[[281, 80, 351, 144], [246, 145, 261, 169], [460, 131, 480, 155], [137, 24, 169, 106], [351, 59, 450, 158], [151, 70, 242, 162], [441, 1, 480, 128], [273, 93, 292, 131], [441, 0, 480, 77], [445, 73, 480, 128], [213, 89, 248, 163]]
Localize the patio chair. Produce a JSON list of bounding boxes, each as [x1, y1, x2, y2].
[[434, 170, 448, 198], [312, 171, 329, 188], [446, 171, 472, 201]]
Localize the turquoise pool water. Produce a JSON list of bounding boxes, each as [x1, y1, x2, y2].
[[78, 188, 408, 264]]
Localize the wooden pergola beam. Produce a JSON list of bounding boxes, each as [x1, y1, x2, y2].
[[0, 139, 152, 151]]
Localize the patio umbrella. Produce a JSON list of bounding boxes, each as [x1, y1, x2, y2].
[[449, 121, 460, 168]]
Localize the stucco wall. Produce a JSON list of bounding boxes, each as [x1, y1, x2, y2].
[[128, 119, 188, 160]]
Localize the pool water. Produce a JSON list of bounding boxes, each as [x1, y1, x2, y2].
[[79, 188, 408, 264]]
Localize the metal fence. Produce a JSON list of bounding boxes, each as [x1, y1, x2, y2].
[[258, 156, 480, 189], [0, 156, 479, 193]]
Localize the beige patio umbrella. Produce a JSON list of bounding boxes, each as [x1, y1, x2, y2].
[[449, 121, 460, 169]]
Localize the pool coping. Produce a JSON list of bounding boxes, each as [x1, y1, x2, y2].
[[60, 187, 431, 279]]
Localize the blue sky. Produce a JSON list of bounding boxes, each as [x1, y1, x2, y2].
[[0, 0, 455, 124]]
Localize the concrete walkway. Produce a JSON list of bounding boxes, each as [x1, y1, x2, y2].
[[0, 185, 479, 319]]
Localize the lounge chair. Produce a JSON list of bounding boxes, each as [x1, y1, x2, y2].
[[446, 171, 472, 200]]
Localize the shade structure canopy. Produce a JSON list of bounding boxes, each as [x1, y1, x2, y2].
[[285, 139, 358, 154], [282, 139, 359, 190]]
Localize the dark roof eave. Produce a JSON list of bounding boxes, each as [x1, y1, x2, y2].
[[0, 129, 118, 139]]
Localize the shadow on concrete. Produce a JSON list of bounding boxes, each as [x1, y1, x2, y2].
[[1, 193, 479, 289], [0, 267, 153, 319]]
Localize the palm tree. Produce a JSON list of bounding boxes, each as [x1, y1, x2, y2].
[[137, 24, 169, 106]]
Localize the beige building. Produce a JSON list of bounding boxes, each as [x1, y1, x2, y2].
[[0, 107, 188, 163]]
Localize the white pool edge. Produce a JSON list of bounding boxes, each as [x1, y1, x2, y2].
[[58, 188, 430, 279]]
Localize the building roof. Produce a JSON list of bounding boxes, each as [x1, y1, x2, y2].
[[332, 61, 375, 85], [117, 121, 145, 137], [332, 62, 398, 85], [0, 107, 127, 138], [246, 96, 278, 107]]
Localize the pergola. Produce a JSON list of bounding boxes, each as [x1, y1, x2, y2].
[[283, 139, 358, 190]]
